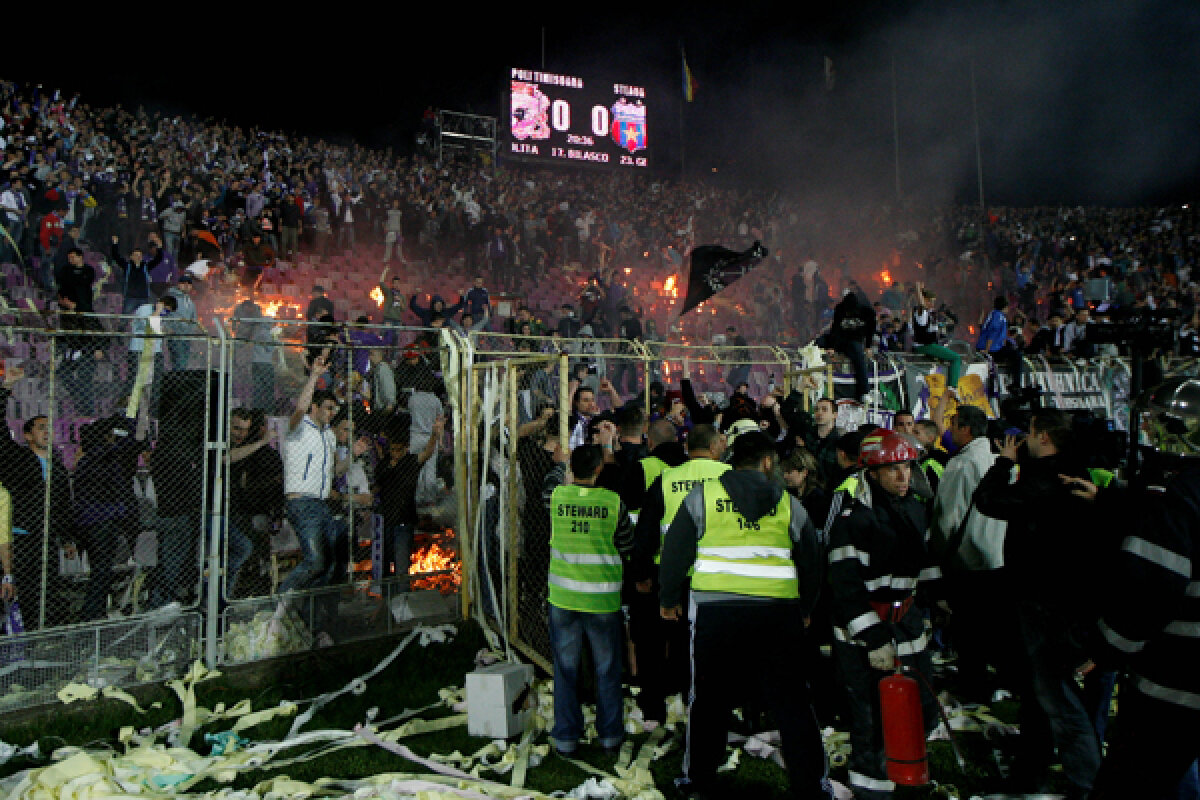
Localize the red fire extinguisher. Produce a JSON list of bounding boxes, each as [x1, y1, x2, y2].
[[880, 667, 930, 785]]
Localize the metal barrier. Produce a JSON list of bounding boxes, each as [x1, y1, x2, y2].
[[0, 302, 1190, 707], [0, 314, 466, 707]]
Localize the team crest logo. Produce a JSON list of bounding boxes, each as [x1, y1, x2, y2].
[[610, 98, 647, 153], [511, 82, 551, 140]]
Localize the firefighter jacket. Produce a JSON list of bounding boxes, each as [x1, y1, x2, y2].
[[659, 468, 822, 614], [1094, 466, 1200, 713], [827, 474, 942, 654]]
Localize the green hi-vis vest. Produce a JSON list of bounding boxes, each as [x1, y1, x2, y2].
[[1088, 468, 1114, 490], [548, 484, 624, 614], [657, 458, 731, 563], [642, 456, 669, 490], [921, 457, 945, 480], [691, 481, 798, 599], [835, 475, 860, 495]]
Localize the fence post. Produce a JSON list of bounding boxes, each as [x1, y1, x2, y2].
[[40, 335, 56, 630], [506, 364, 520, 643], [447, 329, 472, 620], [558, 352, 569, 454], [205, 319, 229, 669]]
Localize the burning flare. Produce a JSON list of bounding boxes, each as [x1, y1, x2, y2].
[[370, 287, 385, 308], [409, 542, 462, 594]]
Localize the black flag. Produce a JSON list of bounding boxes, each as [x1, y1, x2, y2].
[[680, 241, 768, 316]]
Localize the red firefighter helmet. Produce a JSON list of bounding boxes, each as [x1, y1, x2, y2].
[[859, 427, 920, 468]]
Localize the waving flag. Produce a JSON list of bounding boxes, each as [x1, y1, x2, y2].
[[681, 241, 768, 316], [683, 50, 698, 103]]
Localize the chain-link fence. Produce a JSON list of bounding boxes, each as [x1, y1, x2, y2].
[[0, 314, 216, 706], [219, 318, 463, 664], [0, 294, 1167, 706], [646, 341, 792, 414]]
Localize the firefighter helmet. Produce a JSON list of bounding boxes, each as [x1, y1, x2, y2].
[[1145, 377, 1200, 456], [859, 427, 921, 467]]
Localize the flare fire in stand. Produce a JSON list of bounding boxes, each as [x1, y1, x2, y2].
[[409, 542, 461, 594]]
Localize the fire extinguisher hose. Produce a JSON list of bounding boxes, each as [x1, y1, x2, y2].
[[896, 659, 967, 772]]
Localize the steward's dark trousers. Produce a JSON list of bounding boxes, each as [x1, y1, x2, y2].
[[684, 600, 833, 799], [627, 584, 690, 724]]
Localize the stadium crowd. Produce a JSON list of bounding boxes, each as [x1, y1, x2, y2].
[[1, 77, 1199, 800]]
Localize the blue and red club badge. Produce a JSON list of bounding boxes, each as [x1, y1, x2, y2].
[[611, 98, 647, 154]]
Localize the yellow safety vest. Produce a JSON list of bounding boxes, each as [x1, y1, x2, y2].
[[691, 481, 797, 599]]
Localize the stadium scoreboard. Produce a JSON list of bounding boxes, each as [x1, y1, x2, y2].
[[508, 67, 649, 169]]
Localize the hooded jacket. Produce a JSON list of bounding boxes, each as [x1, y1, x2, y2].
[[410, 293, 463, 327], [829, 293, 876, 346], [659, 468, 822, 615]]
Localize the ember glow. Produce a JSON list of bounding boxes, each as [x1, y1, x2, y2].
[[409, 542, 462, 594], [262, 298, 301, 318], [370, 287, 385, 307], [880, 269, 893, 286], [663, 274, 678, 295]]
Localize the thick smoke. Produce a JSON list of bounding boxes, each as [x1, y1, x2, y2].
[[684, 0, 1200, 208]]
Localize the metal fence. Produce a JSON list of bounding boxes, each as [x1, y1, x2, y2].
[[0, 305, 1189, 709], [0, 315, 465, 707]]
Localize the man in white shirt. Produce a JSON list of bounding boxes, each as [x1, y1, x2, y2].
[[929, 405, 1011, 701], [280, 352, 365, 595]]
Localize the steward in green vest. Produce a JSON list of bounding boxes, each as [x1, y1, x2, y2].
[[626, 423, 725, 727], [658, 431, 829, 799], [542, 444, 634, 755], [630, 424, 730, 573], [612, 418, 687, 523]]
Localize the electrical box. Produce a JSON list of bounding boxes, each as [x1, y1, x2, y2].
[[465, 662, 534, 739]]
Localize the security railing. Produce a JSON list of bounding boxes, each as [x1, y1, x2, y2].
[[0, 310, 1185, 711]]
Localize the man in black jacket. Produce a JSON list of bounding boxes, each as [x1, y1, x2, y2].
[[0, 381, 49, 630], [823, 292, 876, 404], [973, 408, 1100, 798], [112, 233, 164, 315], [661, 433, 832, 800]]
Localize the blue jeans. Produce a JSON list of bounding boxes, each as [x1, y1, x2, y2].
[[280, 497, 335, 594], [168, 338, 190, 371], [152, 513, 202, 608], [836, 339, 869, 398], [383, 522, 414, 585], [548, 604, 625, 751], [322, 516, 351, 587], [1015, 601, 1102, 793], [224, 517, 255, 599]]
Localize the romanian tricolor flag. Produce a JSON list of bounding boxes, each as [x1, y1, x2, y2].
[[682, 50, 697, 103]]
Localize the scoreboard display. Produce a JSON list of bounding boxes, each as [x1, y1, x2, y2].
[[508, 67, 649, 169]]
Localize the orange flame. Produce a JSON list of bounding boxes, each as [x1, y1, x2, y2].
[[663, 274, 678, 297], [409, 542, 461, 594], [879, 269, 893, 286], [262, 298, 301, 318], [370, 287, 385, 308]]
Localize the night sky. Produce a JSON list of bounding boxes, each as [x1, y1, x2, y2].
[[20, 0, 1200, 205]]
